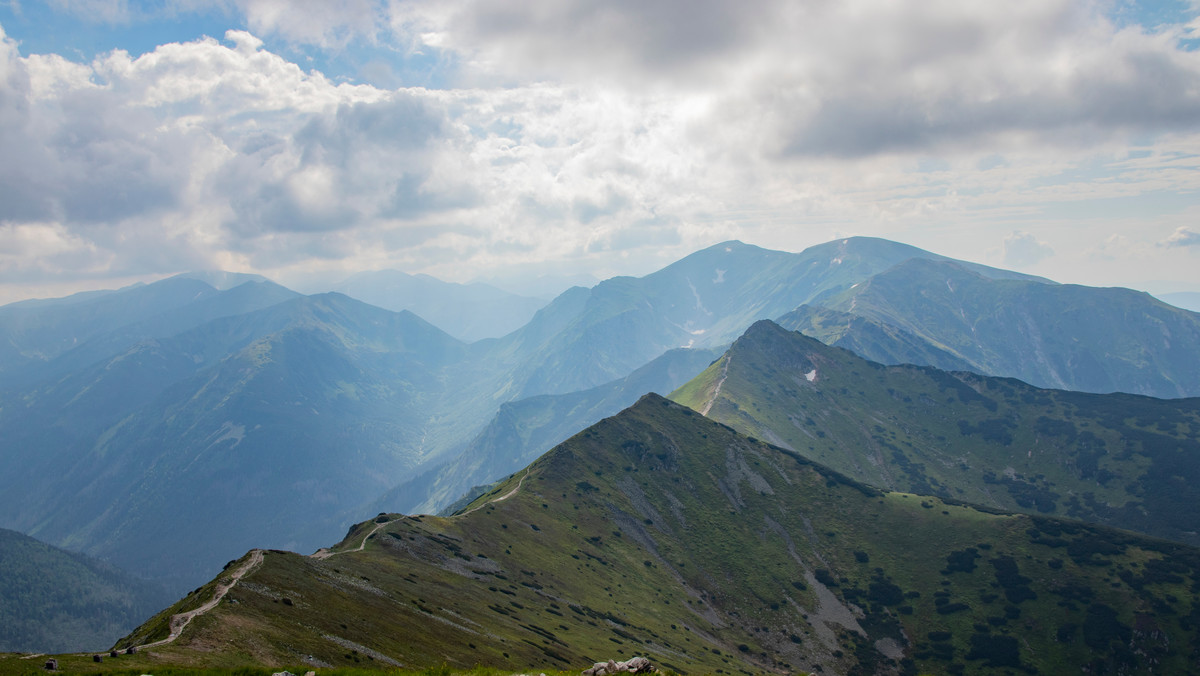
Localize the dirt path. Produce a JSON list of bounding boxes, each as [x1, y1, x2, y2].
[[312, 519, 390, 560], [310, 468, 532, 560], [700, 355, 731, 415], [138, 549, 264, 650], [458, 468, 531, 516]]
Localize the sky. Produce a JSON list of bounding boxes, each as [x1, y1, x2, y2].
[[1, 0, 1200, 303]]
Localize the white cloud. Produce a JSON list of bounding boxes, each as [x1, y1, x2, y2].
[[1003, 230, 1055, 268], [1164, 226, 1200, 247], [229, 0, 384, 50], [2, 1, 1200, 301]]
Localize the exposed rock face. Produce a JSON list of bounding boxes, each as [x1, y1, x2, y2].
[[582, 656, 654, 676]]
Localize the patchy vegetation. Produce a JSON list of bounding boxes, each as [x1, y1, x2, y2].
[[674, 320, 1200, 547], [60, 394, 1200, 675]]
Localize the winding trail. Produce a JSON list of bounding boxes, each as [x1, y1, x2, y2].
[[139, 549, 264, 650], [310, 466, 533, 560], [459, 468, 531, 516], [700, 355, 731, 416], [312, 519, 391, 560]]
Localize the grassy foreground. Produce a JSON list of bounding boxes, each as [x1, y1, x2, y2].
[[0, 660, 585, 676]]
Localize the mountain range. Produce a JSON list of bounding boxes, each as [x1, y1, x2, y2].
[[1157, 291, 1200, 312], [3, 236, 1199, 600]]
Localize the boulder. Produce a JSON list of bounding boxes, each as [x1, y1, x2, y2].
[[581, 656, 654, 676]]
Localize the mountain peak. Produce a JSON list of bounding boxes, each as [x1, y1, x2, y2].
[[169, 270, 273, 290]]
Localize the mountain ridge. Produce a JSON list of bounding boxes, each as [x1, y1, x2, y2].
[[671, 319, 1200, 547], [103, 391, 1200, 675]]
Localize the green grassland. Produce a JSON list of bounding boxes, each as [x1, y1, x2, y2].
[[0, 660, 575, 676], [673, 320, 1200, 547], [25, 394, 1200, 675]]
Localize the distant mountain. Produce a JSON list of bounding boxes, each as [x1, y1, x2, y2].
[[0, 294, 470, 590], [474, 270, 602, 300], [1157, 291, 1200, 313], [0, 275, 298, 388], [0, 528, 170, 653], [115, 394, 1200, 675], [0, 277, 218, 379], [782, 257, 1200, 398], [332, 269, 547, 342], [483, 237, 1042, 400], [376, 345, 722, 515], [672, 320, 1200, 546], [171, 270, 271, 290]]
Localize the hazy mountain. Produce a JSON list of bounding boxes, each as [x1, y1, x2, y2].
[[673, 320, 1200, 546], [114, 394, 1200, 674], [332, 269, 547, 342], [0, 528, 170, 653], [0, 294, 470, 590], [375, 345, 722, 516], [782, 257, 1200, 398], [0, 277, 219, 379], [1157, 291, 1200, 313], [482, 237, 1043, 401], [171, 270, 272, 290], [474, 270, 602, 300], [0, 276, 298, 388]]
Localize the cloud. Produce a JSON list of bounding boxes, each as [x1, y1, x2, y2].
[[384, 0, 1200, 160], [1003, 230, 1055, 267], [3, 1, 1200, 299], [228, 0, 385, 50], [1164, 226, 1200, 247]]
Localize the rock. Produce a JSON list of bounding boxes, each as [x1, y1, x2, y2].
[[43, 658, 57, 671], [623, 657, 653, 673], [272, 671, 295, 676], [581, 656, 655, 676]]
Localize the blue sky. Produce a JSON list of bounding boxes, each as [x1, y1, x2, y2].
[[1, 0, 1199, 302]]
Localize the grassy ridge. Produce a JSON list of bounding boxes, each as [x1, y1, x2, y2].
[[673, 320, 1200, 547], [82, 395, 1200, 674]]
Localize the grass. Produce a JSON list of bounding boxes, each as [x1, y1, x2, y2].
[[0, 660, 582, 676], [30, 392, 1197, 675], [672, 320, 1200, 548]]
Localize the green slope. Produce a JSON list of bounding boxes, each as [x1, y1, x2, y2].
[[0, 528, 170, 653], [672, 320, 1200, 547], [110, 395, 1200, 675]]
